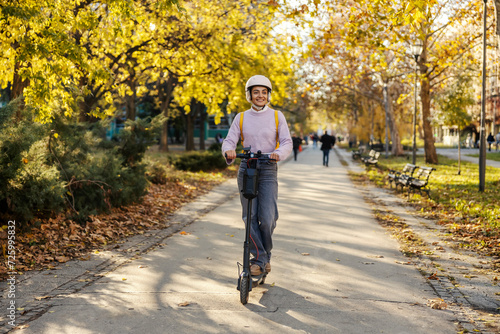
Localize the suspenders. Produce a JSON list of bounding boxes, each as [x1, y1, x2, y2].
[[239, 110, 280, 150]]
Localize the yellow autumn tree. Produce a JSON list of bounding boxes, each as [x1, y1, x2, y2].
[[304, 0, 487, 163]]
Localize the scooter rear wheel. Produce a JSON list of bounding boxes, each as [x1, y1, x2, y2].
[[239, 275, 250, 304]]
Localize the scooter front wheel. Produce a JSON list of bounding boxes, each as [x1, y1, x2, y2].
[[239, 274, 250, 304]]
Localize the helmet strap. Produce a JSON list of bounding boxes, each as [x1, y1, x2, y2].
[[251, 103, 266, 111]]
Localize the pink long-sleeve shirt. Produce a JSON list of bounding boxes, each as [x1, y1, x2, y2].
[[221, 106, 292, 164]]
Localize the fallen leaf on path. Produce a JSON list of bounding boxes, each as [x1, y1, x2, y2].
[[427, 298, 447, 309], [362, 262, 375, 265], [55, 256, 70, 263], [179, 231, 190, 235], [35, 296, 50, 301], [15, 325, 30, 330], [395, 260, 412, 265], [178, 302, 190, 307], [427, 272, 439, 280], [138, 265, 148, 268], [368, 255, 384, 258], [301, 253, 310, 256], [122, 278, 127, 281]]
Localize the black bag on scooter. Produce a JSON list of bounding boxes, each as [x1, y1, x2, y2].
[[242, 167, 258, 199]]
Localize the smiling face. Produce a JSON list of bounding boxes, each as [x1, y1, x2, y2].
[[250, 86, 269, 107]]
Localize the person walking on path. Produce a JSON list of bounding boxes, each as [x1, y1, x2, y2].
[[320, 130, 336, 167], [221, 75, 292, 277], [291, 132, 302, 161], [496, 132, 500, 151], [487, 133, 495, 152]]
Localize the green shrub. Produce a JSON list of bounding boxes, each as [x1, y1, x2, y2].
[[118, 117, 161, 167], [208, 142, 222, 152], [147, 162, 168, 184], [173, 151, 228, 172], [0, 100, 64, 222], [8, 140, 65, 220], [0, 100, 161, 225], [50, 118, 151, 223]]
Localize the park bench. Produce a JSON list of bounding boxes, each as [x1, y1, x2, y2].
[[407, 166, 436, 198], [351, 146, 366, 160], [388, 163, 419, 190], [362, 151, 380, 166], [357, 149, 375, 161]]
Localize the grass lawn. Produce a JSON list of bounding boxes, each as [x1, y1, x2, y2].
[[465, 151, 500, 162], [359, 154, 500, 257]]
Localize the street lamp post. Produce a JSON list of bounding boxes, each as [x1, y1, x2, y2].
[[383, 83, 389, 159], [411, 43, 423, 165], [479, 0, 488, 192]]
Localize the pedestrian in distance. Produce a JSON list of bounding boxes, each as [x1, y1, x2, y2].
[[312, 133, 319, 149], [466, 133, 472, 149], [487, 133, 495, 152], [291, 132, 302, 161], [320, 130, 336, 167], [222, 75, 292, 277], [496, 132, 500, 151], [215, 132, 223, 144]]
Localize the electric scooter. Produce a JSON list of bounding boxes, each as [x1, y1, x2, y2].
[[233, 147, 274, 304]]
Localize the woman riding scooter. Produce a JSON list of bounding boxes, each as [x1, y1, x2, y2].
[[222, 75, 292, 277]]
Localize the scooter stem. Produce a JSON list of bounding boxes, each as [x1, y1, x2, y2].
[[243, 198, 252, 273]]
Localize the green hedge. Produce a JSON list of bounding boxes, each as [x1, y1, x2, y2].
[[172, 150, 228, 172]]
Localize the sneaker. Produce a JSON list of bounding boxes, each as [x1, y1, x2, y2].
[[250, 264, 262, 276], [264, 263, 271, 273]]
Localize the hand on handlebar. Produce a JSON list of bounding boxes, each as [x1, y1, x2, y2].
[[224, 150, 236, 160], [269, 152, 280, 161]]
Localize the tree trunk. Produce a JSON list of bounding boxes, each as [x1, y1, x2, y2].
[[10, 58, 29, 120], [386, 90, 404, 156], [457, 127, 461, 175], [185, 99, 199, 151], [11, 61, 29, 101], [159, 75, 177, 152], [78, 75, 100, 123], [420, 65, 438, 164], [199, 106, 207, 150], [126, 79, 136, 121]]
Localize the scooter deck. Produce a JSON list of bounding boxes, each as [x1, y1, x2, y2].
[[251, 273, 267, 288], [237, 272, 267, 291]]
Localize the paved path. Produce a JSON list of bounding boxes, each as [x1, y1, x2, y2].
[[436, 148, 500, 168], [3, 147, 467, 333]]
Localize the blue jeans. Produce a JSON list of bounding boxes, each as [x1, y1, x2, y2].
[[237, 161, 278, 269], [322, 149, 330, 166]]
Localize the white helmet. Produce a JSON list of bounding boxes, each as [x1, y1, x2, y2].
[[245, 75, 272, 104]]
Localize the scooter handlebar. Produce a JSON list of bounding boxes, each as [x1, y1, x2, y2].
[[235, 151, 275, 161]]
